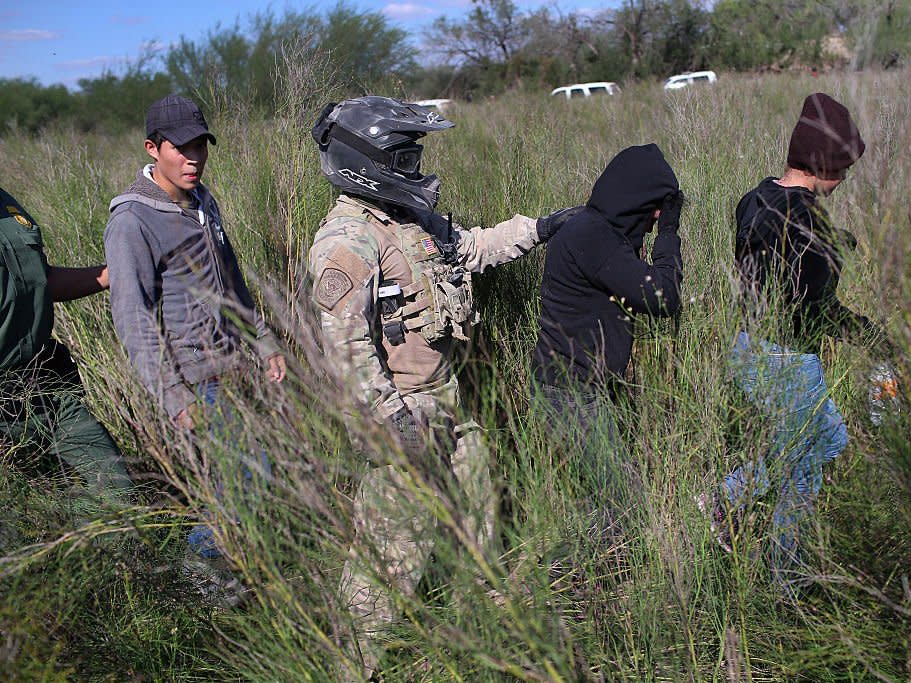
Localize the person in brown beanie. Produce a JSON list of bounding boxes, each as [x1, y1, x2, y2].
[[698, 92, 894, 599], [785, 91, 866, 192]]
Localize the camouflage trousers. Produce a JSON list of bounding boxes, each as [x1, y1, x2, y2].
[[338, 376, 496, 676]]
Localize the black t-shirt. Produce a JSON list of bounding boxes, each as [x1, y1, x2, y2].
[[735, 177, 878, 351]]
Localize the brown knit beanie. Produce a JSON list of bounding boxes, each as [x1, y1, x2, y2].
[[787, 93, 865, 176]]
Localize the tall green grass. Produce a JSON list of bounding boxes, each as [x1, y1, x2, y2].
[[1, 64, 910, 681]]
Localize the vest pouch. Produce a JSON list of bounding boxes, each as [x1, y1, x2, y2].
[[432, 275, 475, 342], [383, 321, 407, 346], [378, 280, 407, 345], [394, 222, 479, 344]]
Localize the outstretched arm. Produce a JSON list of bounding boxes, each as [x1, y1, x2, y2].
[[444, 213, 540, 273], [427, 206, 580, 273], [46, 265, 108, 302]]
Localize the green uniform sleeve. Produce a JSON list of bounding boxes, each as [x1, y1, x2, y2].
[[0, 187, 53, 370]]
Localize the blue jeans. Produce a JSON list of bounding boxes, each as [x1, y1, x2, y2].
[[186, 379, 270, 559], [723, 332, 848, 585]]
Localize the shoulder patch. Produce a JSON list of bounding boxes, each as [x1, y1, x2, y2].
[[309, 239, 374, 315], [5, 204, 33, 228], [328, 244, 373, 281], [316, 267, 354, 311]]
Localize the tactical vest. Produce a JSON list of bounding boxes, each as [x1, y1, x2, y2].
[[322, 202, 480, 346], [378, 220, 480, 345]]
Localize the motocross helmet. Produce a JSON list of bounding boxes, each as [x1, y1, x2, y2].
[[311, 96, 455, 214]]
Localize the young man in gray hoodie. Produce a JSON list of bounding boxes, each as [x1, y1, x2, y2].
[[104, 95, 285, 574]]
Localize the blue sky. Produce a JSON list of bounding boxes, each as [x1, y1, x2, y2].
[[0, 1, 599, 88]]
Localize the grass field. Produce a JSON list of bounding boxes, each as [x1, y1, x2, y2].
[[1, 65, 910, 681]]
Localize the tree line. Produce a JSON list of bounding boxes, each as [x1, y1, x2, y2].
[[2, 0, 909, 135]]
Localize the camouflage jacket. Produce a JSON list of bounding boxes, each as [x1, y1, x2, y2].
[[308, 194, 538, 421]]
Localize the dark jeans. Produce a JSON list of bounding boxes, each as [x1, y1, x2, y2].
[[534, 382, 626, 510]]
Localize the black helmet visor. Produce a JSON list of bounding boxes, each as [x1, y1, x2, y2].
[[320, 124, 425, 177], [389, 144, 423, 175]]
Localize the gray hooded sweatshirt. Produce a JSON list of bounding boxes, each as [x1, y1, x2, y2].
[[105, 166, 278, 418]]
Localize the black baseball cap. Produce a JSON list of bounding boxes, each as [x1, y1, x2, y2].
[[145, 94, 217, 146]]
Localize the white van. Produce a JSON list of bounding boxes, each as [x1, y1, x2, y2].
[[414, 98, 452, 110], [663, 71, 717, 91], [550, 82, 620, 99]]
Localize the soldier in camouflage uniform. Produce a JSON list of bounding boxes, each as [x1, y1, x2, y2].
[[307, 96, 580, 676]]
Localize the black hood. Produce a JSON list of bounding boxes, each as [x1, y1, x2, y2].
[[586, 144, 679, 250]]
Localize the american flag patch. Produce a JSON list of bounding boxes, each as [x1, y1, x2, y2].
[[421, 237, 438, 256]]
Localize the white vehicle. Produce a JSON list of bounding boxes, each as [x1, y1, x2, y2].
[[413, 98, 452, 110], [550, 82, 620, 99], [663, 70, 717, 90]]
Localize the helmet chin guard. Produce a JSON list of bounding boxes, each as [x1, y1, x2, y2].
[[312, 96, 454, 213]]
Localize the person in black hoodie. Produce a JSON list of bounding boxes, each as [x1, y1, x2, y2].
[[531, 144, 684, 501], [703, 93, 891, 595]]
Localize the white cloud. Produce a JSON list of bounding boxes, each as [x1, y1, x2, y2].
[[383, 3, 437, 21], [55, 43, 167, 77], [0, 29, 60, 41], [55, 56, 115, 71]]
